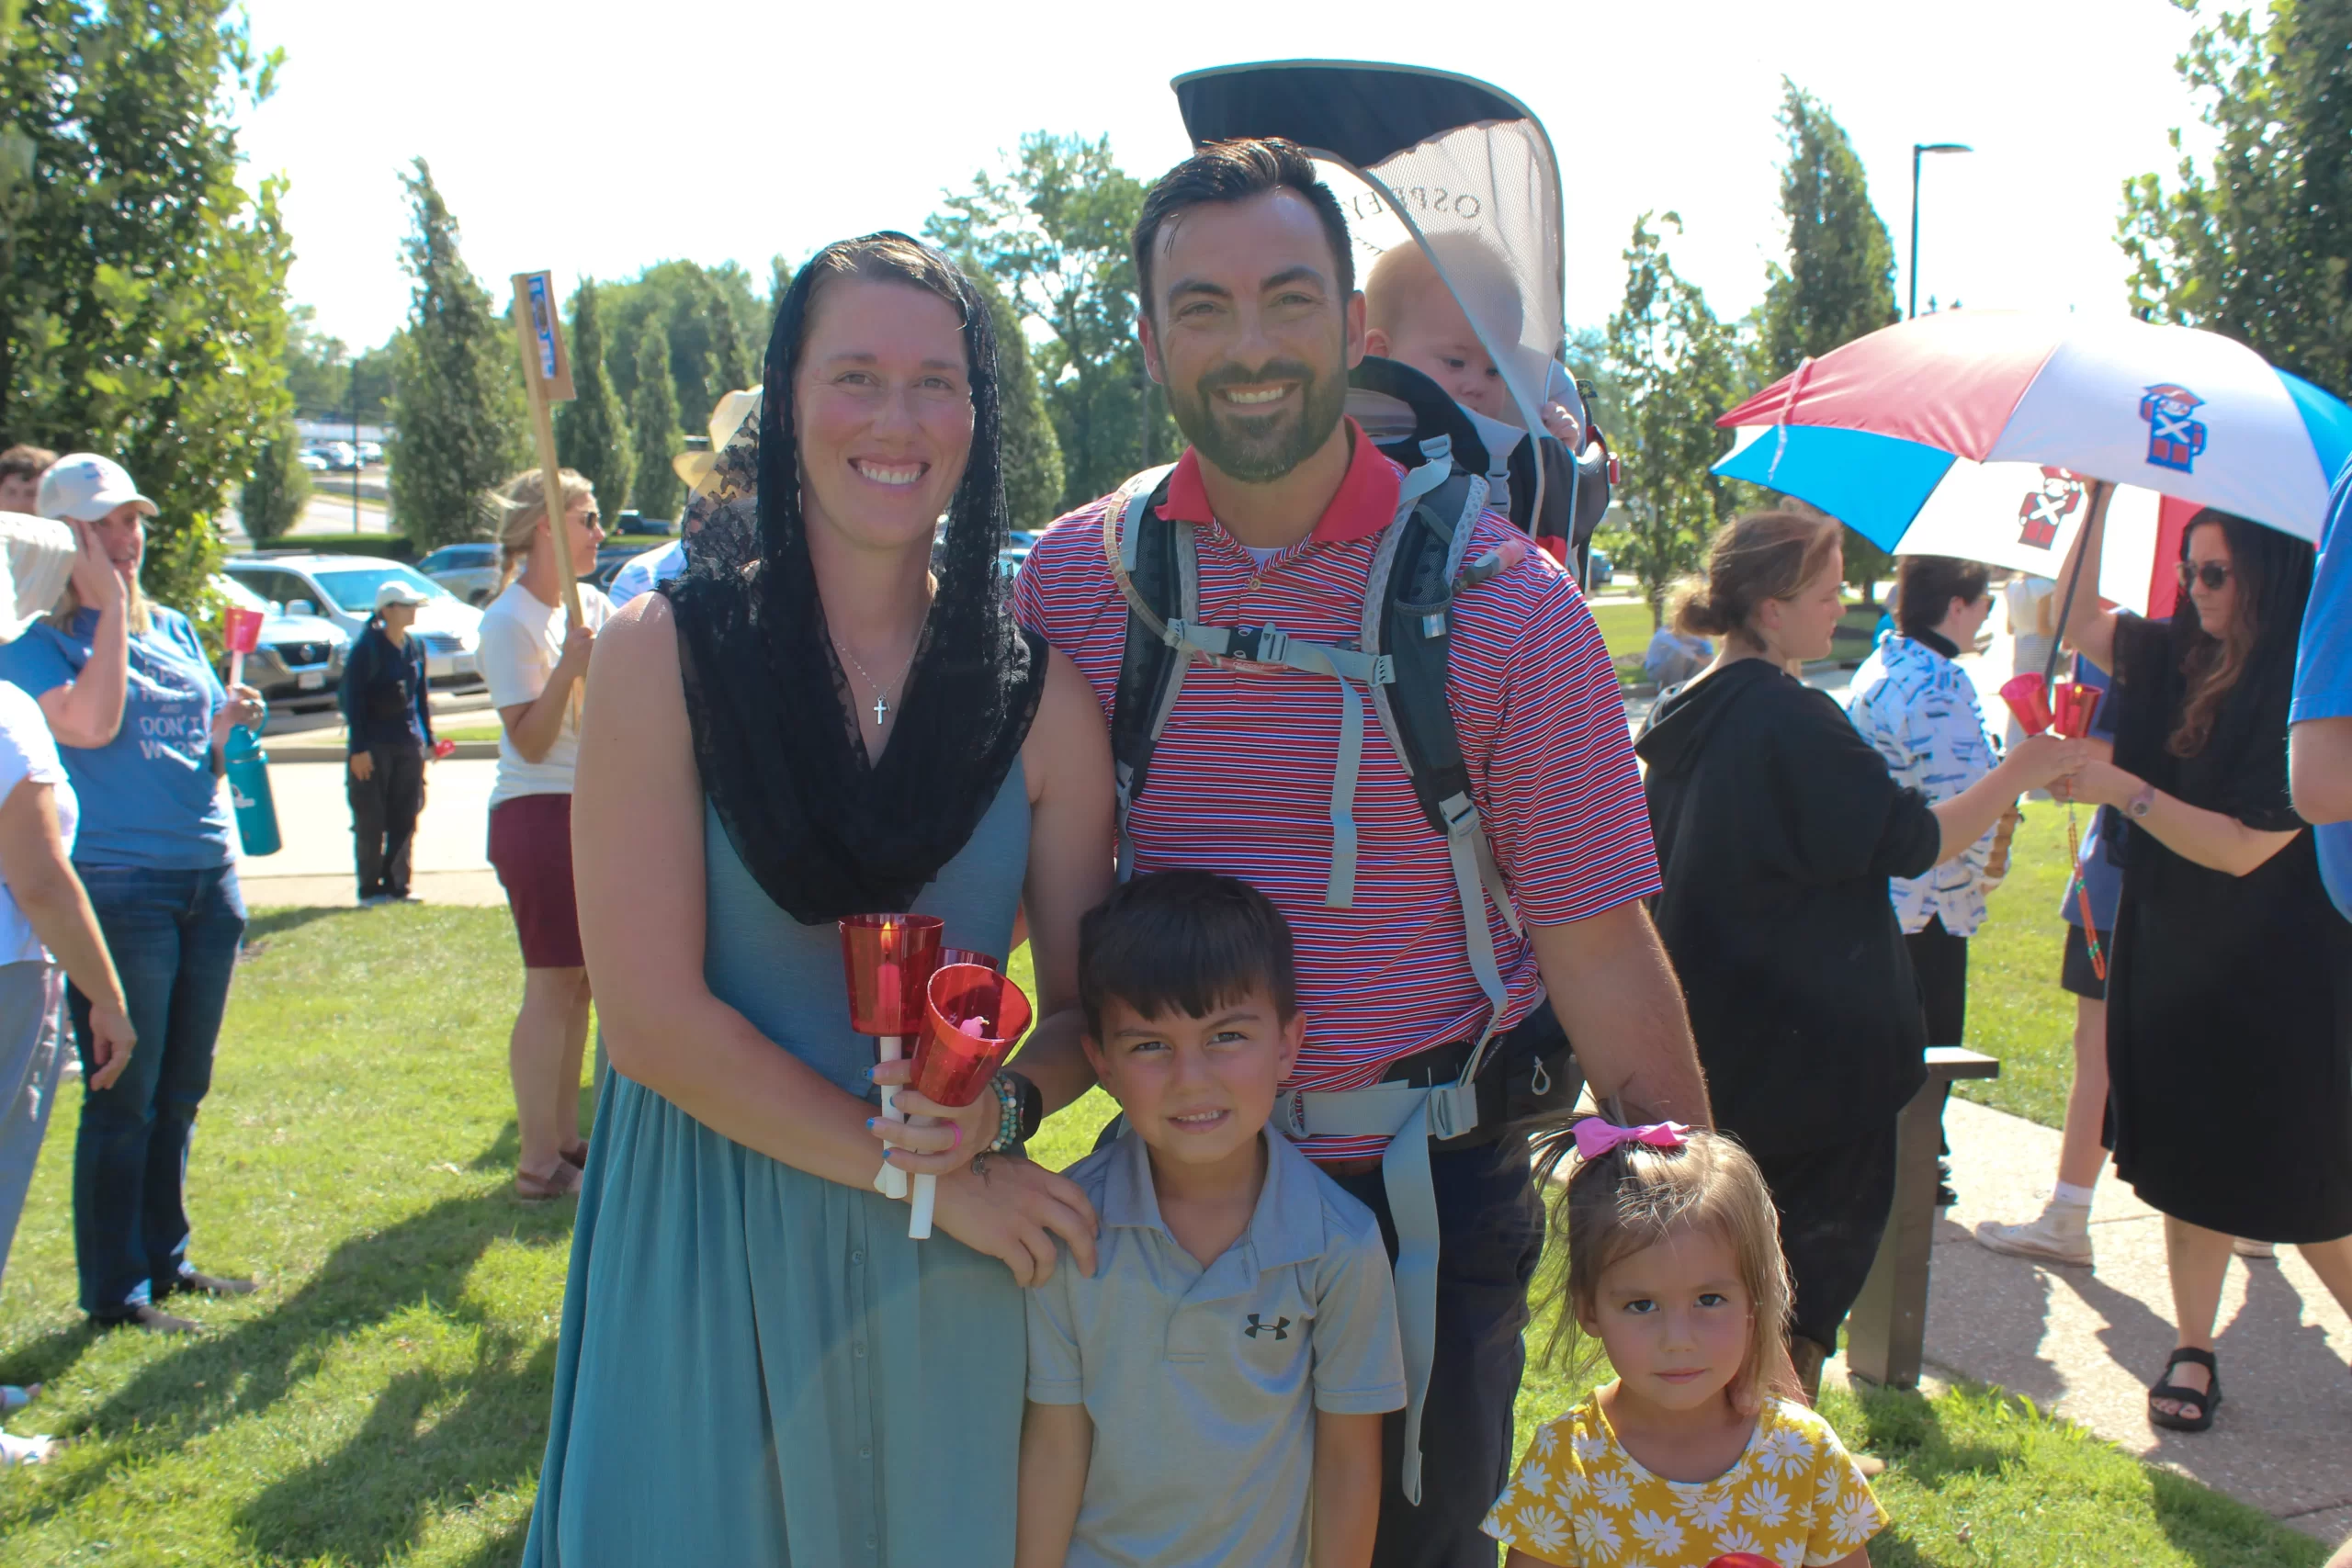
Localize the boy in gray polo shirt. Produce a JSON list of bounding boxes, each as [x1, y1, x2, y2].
[[1017, 872, 1405, 1568]]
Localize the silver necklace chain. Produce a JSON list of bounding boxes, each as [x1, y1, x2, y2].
[[832, 637, 918, 725]]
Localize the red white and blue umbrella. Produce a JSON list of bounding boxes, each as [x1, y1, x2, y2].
[[1713, 312, 2352, 557]]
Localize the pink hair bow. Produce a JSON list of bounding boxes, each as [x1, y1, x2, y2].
[[1573, 1119, 1691, 1160]]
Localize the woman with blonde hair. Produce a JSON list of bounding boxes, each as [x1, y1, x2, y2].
[[478, 466, 609, 1200], [0, 455, 263, 1334], [1635, 510, 2082, 1397]]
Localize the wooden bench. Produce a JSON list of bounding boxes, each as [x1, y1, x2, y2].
[[1845, 1045, 1999, 1391]]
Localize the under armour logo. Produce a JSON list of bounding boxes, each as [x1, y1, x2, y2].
[[1244, 1314, 1291, 1340]]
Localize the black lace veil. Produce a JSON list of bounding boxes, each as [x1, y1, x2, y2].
[[660, 233, 1046, 924]]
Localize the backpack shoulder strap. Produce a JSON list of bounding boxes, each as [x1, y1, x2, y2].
[[1101, 466, 1183, 877]]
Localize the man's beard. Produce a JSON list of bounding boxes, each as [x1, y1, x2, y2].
[[1168, 358, 1349, 484]]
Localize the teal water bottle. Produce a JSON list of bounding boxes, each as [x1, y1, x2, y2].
[[224, 724, 281, 857]]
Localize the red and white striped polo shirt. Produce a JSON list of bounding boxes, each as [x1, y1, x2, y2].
[[1016, 424, 1660, 1159]]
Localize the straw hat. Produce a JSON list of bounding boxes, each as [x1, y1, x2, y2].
[[673, 389, 763, 493]]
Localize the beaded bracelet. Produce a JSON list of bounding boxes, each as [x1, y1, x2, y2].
[[982, 1071, 1023, 1155]]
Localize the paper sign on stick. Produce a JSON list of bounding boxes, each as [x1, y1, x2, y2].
[[517, 272, 576, 402]]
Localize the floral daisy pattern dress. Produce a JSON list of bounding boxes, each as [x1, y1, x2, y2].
[[1482, 1393, 1887, 1567]]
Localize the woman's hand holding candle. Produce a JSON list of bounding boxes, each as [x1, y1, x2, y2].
[[868, 1058, 1005, 1174]]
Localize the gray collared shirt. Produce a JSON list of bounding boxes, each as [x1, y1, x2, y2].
[[1026, 1125, 1405, 1568]]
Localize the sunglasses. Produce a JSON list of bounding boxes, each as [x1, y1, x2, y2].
[[2177, 560, 2233, 592]]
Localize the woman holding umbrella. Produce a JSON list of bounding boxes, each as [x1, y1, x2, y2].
[[520, 233, 1114, 1564], [2055, 499, 2352, 1432]]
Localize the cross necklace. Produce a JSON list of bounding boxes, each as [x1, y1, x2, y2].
[[832, 637, 918, 726]]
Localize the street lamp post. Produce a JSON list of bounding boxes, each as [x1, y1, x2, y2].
[[1909, 141, 1973, 320]]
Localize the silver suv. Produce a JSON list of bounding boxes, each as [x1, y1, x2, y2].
[[223, 552, 484, 684]]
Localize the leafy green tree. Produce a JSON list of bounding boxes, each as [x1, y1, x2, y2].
[[2121, 0, 2352, 397], [1757, 81, 1900, 598], [386, 160, 527, 552], [628, 319, 684, 522], [0, 0, 297, 610], [283, 304, 396, 424], [602, 260, 765, 434], [974, 272, 1065, 530], [927, 132, 1177, 510], [554, 278, 634, 525], [238, 421, 311, 545], [1608, 215, 1745, 629]]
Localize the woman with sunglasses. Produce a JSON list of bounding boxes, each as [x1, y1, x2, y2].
[[2056, 501, 2352, 1434]]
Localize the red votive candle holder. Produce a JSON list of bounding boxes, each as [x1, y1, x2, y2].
[[938, 948, 1002, 974], [2051, 680, 2102, 739], [1708, 1557, 1780, 1568], [1998, 672, 2052, 737], [913, 964, 1034, 1108], [838, 914, 944, 1037]]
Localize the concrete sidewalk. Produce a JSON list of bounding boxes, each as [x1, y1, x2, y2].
[[233, 757, 509, 908], [1904, 1097, 2352, 1543]]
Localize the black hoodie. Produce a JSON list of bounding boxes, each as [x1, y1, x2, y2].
[[1636, 659, 1939, 1153]]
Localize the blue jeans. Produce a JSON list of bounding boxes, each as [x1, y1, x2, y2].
[[67, 863, 246, 1316]]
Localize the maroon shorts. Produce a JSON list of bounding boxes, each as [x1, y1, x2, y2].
[[487, 793, 582, 970]]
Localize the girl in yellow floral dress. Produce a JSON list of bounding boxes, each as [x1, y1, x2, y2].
[[1484, 1122, 1887, 1568]]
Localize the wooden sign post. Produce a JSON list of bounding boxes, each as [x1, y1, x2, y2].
[[509, 271, 584, 631]]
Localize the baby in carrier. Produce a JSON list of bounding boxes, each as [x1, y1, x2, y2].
[[1363, 231, 1586, 448]]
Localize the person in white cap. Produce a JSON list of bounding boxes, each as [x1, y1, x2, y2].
[[0, 454, 263, 1334], [339, 578, 436, 905], [0, 512, 136, 1461]]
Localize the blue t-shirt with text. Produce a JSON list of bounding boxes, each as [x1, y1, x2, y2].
[[2293, 462, 2352, 919], [0, 606, 234, 869]]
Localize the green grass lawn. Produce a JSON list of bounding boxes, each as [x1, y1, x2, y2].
[[0, 894, 2319, 1565]]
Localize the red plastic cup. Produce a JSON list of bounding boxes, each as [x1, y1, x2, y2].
[[1998, 672, 2052, 736], [938, 948, 1001, 973], [221, 605, 264, 655], [837, 914, 944, 1037], [432, 738, 457, 760], [912, 964, 1034, 1108], [2051, 680, 2102, 739]]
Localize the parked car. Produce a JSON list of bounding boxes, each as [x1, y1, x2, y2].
[[356, 440, 385, 465], [1582, 547, 1613, 594], [211, 573, 348, 710], [297, 451, 330, 472], [416, 541, 502, 606], [223, 552, 483, 685], [614, 509, 675, 537], [589, 544, 641, 592]]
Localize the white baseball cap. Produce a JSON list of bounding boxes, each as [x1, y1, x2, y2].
[[37, 454, 157, 523], [374, 579, 429, 611]]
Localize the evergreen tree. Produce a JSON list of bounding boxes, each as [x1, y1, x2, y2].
[[2122, 0, 2352, 397], [554, 278, 634, 524], [1, 0, 297, 610], [1758, 81, 1900, 597], [628, 319, 684, 522], [703, 269, 754, 400], [385, 159, 527, 551], [1608, 214, 1745, 629], [975, 272, 1065, 530], [238, 421, 311, 546]]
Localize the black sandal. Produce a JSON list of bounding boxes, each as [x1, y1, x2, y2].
[[2148, 1347, 2222, 1432]]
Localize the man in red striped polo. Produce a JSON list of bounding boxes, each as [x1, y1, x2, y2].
[[1014, 139, 1709, 1566]]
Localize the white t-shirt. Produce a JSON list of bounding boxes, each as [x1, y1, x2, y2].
[[0, 679, 77, 965], [479, 580, 614, 809]]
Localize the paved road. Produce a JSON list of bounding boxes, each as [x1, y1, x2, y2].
[[234, 756, 505, 908]]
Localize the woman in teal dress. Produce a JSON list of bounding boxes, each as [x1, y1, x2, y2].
[[522, 233, 1115, 1565]]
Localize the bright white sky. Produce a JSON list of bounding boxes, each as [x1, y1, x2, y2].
[[240, 0, 2216, 354]]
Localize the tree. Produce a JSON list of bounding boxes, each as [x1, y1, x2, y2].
[[1607, 215, 1745, 629], [554, 278, 633, 524], [1757, 81, 1900, 598], [386, 160, 527, 551], [927, 132, 1177, 509], [283, 304, 395, 424], [2121, 0, 2352, 398], [238, 421, 310, 545], [974, 271, 1065, 530], [601, 259, 766, 434], [628, 319, 684, 522], [702, 269, 754, 400], [0, 0, 297, 611]]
